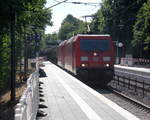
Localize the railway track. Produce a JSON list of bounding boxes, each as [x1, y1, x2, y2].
[[95, 85, 150, 120], [108, 86, 150, 112]]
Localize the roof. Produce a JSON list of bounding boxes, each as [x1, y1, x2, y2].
[[59, 34, 111, 45]]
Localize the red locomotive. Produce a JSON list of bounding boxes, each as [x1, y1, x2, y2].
[[57, 34, 115, 85]]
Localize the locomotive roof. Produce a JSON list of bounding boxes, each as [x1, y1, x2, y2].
[[59, 40, 67, 46], [66, 36, 75, 43], [59, 34, 111, 45]]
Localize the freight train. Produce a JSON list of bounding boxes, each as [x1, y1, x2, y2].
[[57, 34, 115, 85]]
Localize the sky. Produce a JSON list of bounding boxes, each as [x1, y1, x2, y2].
[[45, 0, 101, 34]]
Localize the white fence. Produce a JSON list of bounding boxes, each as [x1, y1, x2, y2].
[[15, 71, 39, 120], [120, 58, 150, 67]]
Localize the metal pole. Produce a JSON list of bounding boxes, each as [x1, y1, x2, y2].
[[24, 32, 27, 81], [35, 32, 40, 71], [116, 40, 119, 64], [10, 7, 16, 102]]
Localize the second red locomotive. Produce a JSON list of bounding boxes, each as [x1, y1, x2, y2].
[[57, 34, 115, 85]]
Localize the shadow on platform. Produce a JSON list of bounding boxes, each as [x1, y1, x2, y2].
[[39, 68, 47, 78]]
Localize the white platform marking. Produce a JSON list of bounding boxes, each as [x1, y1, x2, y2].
[[51, 69, 103, 120]]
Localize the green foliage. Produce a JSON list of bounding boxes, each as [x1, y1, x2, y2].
[[132, 0, 150, 53], [0, 34, 11, 89], [58, 14, 86, 40], [44, 33, 58, 44], [0, 0, 52, 90]]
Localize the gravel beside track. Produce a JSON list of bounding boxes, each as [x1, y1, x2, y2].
[[96, 86, 150, 120]]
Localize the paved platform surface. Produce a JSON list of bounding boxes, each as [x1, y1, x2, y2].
[[38, 61, 140, 120]]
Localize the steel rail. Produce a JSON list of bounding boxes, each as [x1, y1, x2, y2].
[[108, 86, 150, 112]]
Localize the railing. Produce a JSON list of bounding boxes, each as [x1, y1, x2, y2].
[[15, 71, 39, 120], [112, 74, 150, 97], [120, 58, 150, 67]]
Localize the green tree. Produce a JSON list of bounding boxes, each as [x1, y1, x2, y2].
[[44, 33, 58, 44], [0, 0, 52, 90], [58, 14, 86, 40], [132, 0, 150, 58]]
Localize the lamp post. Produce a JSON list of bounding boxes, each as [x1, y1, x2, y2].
[[116, 42, 123, 64], [116, 23, 124, 64]]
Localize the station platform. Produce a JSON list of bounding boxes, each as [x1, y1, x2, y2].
[[115, 64, 150, 73], [114, 65, 150, 83], [38, 61, 140, 120]]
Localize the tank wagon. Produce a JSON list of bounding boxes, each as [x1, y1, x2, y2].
[[57, 34, 115, 85]]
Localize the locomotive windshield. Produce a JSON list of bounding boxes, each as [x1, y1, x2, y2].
[[80, 39, 109, 52]]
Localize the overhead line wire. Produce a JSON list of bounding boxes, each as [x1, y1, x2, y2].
[[47, 0, 69, 9], [53, 0, 100, 7]]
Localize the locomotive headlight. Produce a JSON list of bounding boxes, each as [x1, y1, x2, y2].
[[81, 64, 86, 67], [103, 56, 111, 61], [106, 64, 110, 67], [81, 56, 88, 61]]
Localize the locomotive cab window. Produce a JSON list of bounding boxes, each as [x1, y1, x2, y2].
[[80, 39, 109, 52]]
